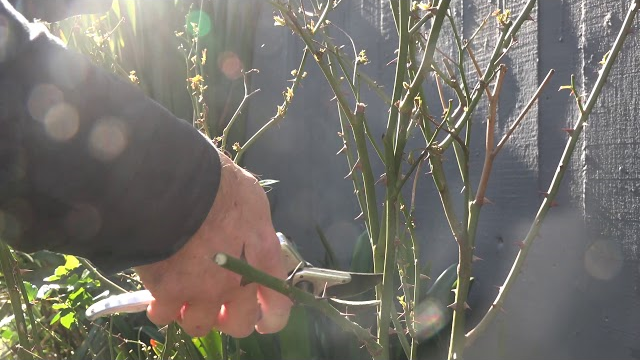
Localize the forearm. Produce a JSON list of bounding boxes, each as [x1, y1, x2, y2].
[[0, 0, 222, 273]]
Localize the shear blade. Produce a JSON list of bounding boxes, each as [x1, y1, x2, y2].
[[324, 273, 382, 298]]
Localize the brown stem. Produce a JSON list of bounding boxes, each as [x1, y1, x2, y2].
[[494, 69, 555, 155]]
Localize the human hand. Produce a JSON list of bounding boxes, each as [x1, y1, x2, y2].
[[134, 152, 292, 337]]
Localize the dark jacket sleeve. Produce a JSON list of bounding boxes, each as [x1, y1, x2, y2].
[[0, 0, 222, 273], [11, 0, 113, 22]]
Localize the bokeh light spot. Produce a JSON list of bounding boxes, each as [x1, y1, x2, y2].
[[413, 298, 448, 341], [64, 204, 101, 240], [89, 117, 128, 161], [218, 51, 243, 80], [186, 10, 211, 38], [27, 84, 64, 122], [44, 103, 79, 141], [584, 239, 623, 280]]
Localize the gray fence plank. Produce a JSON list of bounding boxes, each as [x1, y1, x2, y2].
[[244, 1, 640, 358]]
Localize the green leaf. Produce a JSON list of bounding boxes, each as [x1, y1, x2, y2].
[[50, 312, 61, 325], [59, 310, 75, 329], [350, 231, 373, 273], [63, 255, 81, 270], [44, 274, 60, 282], [53, 266, 68, 277], [193, 330, 222, 359], [51, 303, 69, 310], [1, 328, 14, 340], [68, 287, 85, 302], [278, 307, 312, 360], [22, 282, 38, 303]]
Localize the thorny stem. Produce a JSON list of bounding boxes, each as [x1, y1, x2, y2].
[[570, 74, 585, 114], [234, 49, 309, 163], [448, 65, 506, 359], [494, 69, 555, 154], [398, 0, 451, 116], [409, 8, 436, 35], [391, 312, 411, 358], [353, 105, 381, 244], [330, 67, 370, 235], [213, 253, 384, 359], [439, 0, 538, 150], [446, 12, 471, 99], [322, 37, 386, 162], [222, 70, 260, 151], [377, 0, 411, 355], [11, 254, 43, 358], [472, 65, 507, 217], [466, 0, 639, 347], [395, 0, 451, 169], [0, 242, 34, 360], [79, 258, 126, 295]]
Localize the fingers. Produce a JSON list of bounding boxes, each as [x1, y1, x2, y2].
[[245, 232, 292, 334], [215, 284, 260, 338], [146, 298, 183, 326], [178, 301, 221, 337]]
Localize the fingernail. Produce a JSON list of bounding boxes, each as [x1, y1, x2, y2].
[[256, 304, 263, 322]]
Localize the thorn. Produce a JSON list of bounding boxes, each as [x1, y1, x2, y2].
[[460, 186, 466, 194], [515, 240, 525, 249], [19, 269, 33, 275], [491, 303, 507, 313], [388, 327, 397, 335], [354, 212, 364, 221], [482, 197, 494, 205], [344, 159, 361, 179], [397, 283, 415, 291], [336, 144, 347, 155], [356, 103, 367, 114], [420, 274, 431, 280], [538, 191, 549, 196], [341, 311, 356, 318], [472, 255, 484, 262], [562, 127, 575, 135], [386, 57, 398, 66], [550, 200, 559, 207], [375, 173, 387, 186], [448, 302, 470, 311]]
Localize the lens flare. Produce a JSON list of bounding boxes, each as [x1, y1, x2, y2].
[[218, 51, 243, 80], [89, 117, 129, 161], [413, 298, 449, 341], [44, 103, 79, 142], [186, 10, 211, 38]]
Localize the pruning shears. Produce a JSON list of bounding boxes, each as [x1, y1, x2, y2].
[[86, 233, 382, 320]]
